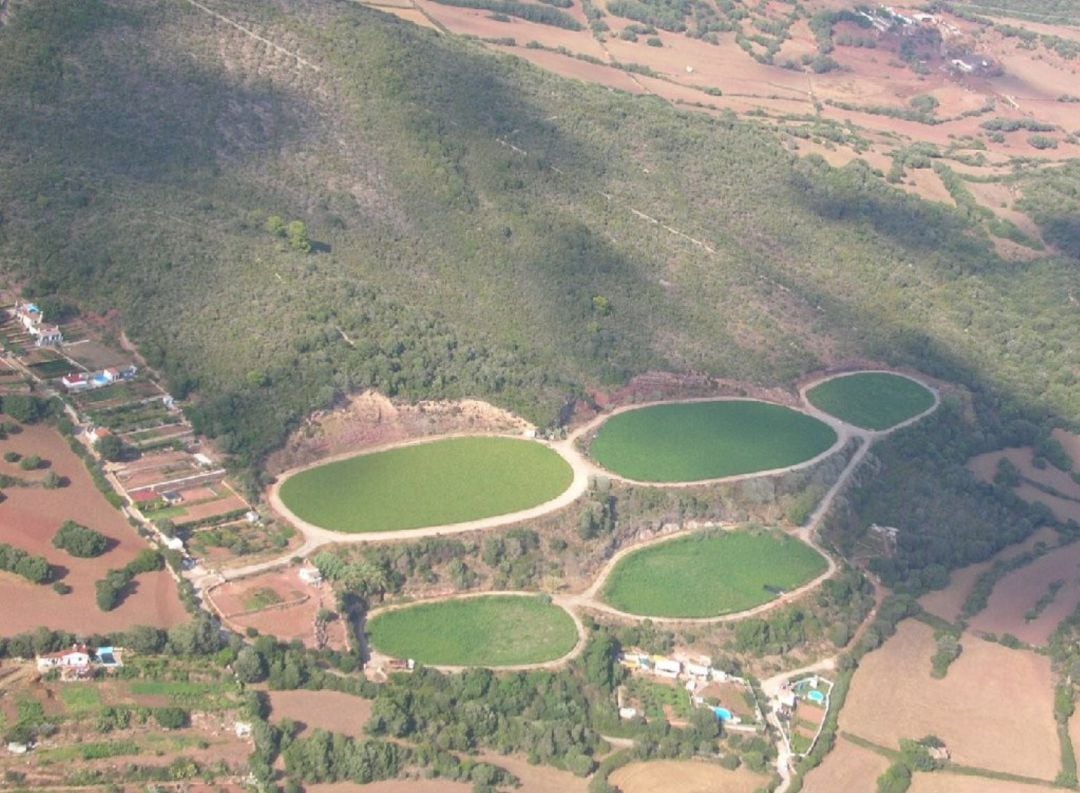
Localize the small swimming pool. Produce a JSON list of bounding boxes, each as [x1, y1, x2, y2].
[[807, 690, 825, 705], [91, 373, 110, 387], [712, 707, 733, 721]]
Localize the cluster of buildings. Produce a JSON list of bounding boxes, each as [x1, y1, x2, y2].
[[34, 644, 123, 680], [617, 652, 761, 726], [13, 301, 62, 347], [61, 365, 138, 393]]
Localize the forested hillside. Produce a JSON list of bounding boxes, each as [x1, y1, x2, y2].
[[0, 0, 1077, 475]]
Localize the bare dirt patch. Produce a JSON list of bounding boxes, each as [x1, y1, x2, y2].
[[1054, 429, 1080, 467], [609, 759, 768, 793], [265, 391, 530, 476], [919, 526, 1059, 622], [840, 620, 1058, 780], [0, 422, 186, 635], [269, 690, 373, 736], [802, 734, 891, 793], [968, 541, 1080, 645]]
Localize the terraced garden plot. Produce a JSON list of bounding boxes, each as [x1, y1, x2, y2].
[[367, 595, 578, 666], [589, 400, 837, 483], [601, 530, 827, 618], [806, 372, 933, 431], [278, 436, 573, 533]]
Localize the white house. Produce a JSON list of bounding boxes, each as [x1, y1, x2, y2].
[[654, 659, 682, 679], [299, 566, 323, 585], [14, 302, 63, 347], [36, 645, 91, 675]]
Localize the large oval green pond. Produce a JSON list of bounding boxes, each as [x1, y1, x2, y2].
[[806, 372, 934, 431], [602, 530, 827, 618], [278, 436, 573, 533], [589, 400, 837, 482], [368, 595, 579, 666]]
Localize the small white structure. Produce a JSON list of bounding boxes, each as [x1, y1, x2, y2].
[[193, 453, 214, 467], [234, 721, 253, 738], [654, 659, 682, 679], [618, 707, 639, 720], [6, 742, 28, 755], [299, 566, 323, 585], [778, 691, 797, 709], [36, 645, 91, 675], [686, 662, 710, 679], [14, 301, 63, 347], [165, 537, 185, 552]]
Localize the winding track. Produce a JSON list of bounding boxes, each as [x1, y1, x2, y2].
[[200, 370, 940, 674]]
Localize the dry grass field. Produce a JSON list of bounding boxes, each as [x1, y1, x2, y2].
[[609, 759, 768, 793], [477, 752, 589, 793], [840, 620, 1059, 780], [306, 782, 470, 793], [801, 734, 891, 793]]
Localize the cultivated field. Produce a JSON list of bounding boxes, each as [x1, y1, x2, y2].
[[208, 568, 347, 650], [477, 751, 589, 793], [278, 437, 573, 533], [806, 372, 934, 431], [589, 401, 836, 483], [840, 620, 1059, 780], [968, 540, 1080, 645], [801, 734, 891, 793], [907, 773, 1046, 792], [0, 421, 186, 635], [968, 445, 1080, 523], [268, 690, 373, 736], [601, 529, 826, 618], [919, 526, 1059, 622], [609, 759, 768, 793], [367, 595, 578, 667], [306, 782, 470, 793]]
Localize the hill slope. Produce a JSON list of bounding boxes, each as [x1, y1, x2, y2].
[[0, 0, 1077, 472]]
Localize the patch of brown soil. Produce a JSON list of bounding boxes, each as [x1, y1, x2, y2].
[[908, 773, 1047, 792], [840, 621, 1058, 780], [478, 752, 589, 793], [306, 782, 470, 793]]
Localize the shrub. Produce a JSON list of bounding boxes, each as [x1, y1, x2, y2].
[[53, 520, 109, 558], [18, 454, 42, 470], [154, 707, 190, 729]]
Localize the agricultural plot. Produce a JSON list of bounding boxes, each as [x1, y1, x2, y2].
[[840, 620, 1059, 780], [801, 735, 891, 793], [609, 760, 768, 793], [588, 400, 837, 483], [367, 595, 578, 666], [967, 541, 1080, 646], [0, 421, 186, 635], [806, 372, 934, 431], [278, 436, 573, 533], [269, 690, 373, 736], [208, 568, 346, 651], [600, 529, 827, 618]]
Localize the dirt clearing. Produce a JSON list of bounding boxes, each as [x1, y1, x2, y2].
[[840, 620, 1058, 780], [908, 773, 1047, 792]]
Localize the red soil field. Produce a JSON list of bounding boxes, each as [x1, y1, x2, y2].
[[968, 541, 1080, 645], [840, 621, 1058, 780], [0, 422, 186, 635], [269, 690, 373, 736]]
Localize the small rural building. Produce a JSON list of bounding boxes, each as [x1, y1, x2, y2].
[[61, 372, 91, 392], [6, 742, 29, 755], [87, 426, 112, 444], [36, 645, 92, 678], [778, 691, 797, 709], [234, 721, 253, 738], [686, 662, 710, 679], [14, 302, 63, 346], [618, 707, 639, 720], [298, 566, 322, 585], [653, 659, 682, 679], [165, 537, 185, 552]]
